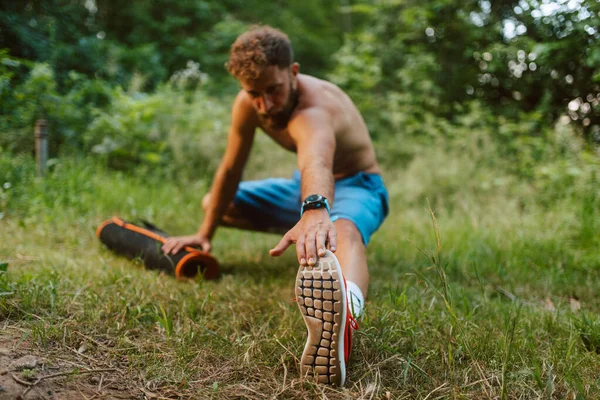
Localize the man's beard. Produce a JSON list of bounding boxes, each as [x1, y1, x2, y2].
[[259, 84, 298, 131]]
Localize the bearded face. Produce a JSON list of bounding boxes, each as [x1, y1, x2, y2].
[[241, 64, 299, 130], [258, 80, 298, 130]]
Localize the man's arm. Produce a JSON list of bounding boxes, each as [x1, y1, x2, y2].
[[162, 92, 256, 254], [294, 108, 336, 204], [270, 108, 337, 265], [198, 92, 257, 240]]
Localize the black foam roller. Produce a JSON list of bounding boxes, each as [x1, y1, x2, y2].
[[97, 217, 219, 280]]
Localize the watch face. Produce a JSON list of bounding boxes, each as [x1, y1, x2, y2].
[[301, 194, 329, 216], [305, 194, 322, 202]]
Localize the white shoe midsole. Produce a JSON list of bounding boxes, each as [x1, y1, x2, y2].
[[326, 250, 347, 386]]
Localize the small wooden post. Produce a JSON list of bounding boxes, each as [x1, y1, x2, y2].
[[35, 119, 48, 177]]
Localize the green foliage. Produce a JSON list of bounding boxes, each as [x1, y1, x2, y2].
[[2, 0, 600, 168], [0, 0, 345, 89], [331, 0, 600, 139], [84, 82, 229, 178], [0, 261, 13, 297], [0, 52, 115, 155], [576, 312, 600, 354]]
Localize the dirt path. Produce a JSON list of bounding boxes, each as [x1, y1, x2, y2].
[[0, 328, 139, 400]]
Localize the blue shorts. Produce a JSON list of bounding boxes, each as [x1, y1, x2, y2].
[[233, 170, 389, 245]]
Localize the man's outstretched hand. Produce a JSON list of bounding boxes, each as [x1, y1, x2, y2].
[[269, 209, 337, 265], [162, 235, 211, 255]]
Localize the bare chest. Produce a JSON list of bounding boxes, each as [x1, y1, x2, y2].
[[260, 123, 297, 153]]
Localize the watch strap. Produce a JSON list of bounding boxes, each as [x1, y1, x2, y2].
[[300, 196, 331, 217]]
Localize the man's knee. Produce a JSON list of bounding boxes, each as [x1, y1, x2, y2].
[[202, 193, 240, 218], [334, 219, 364, 245], [202, 193, 211, 213]]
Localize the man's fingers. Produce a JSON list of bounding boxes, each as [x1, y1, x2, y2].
[[171, 242, 183, 255], [305, 232, 317, 266], [296, 235, 307, 265], [328, 229, 337, 252], [162, 240, 174, 255], [269, 235, 293, 257], [316, 230, 328, 257], [163, 236, 211, 255]]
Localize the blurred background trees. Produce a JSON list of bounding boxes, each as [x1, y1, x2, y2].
[[1, 0, 598, 178]]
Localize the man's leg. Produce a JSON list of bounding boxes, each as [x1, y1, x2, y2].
[[333, 219, 369, 298], [202, 193, 289, 235], [295, 221, 367, 387], [326, 172, 389, 308]]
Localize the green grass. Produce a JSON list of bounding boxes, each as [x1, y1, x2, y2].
[[1, 139, 599, 398]]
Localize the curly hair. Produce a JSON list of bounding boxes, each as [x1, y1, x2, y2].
[[226, 26, 294, 81]]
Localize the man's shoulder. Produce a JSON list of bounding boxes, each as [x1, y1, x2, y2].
[[298, 75, 347, 109], [231, 90, 259, 129], [295, 77, 347, 123], [298, 74, 341, 94], [287, 106, 333, 137], [291, 105, 327, 120], [233, 89, 253, 108]]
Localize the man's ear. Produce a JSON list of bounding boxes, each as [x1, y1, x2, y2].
[[291, 62, 300, 76]]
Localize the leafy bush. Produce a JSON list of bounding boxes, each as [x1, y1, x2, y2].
[[0, 55, 113, 155], [0, 56, 229, 180], [83, 81, 229, 179]]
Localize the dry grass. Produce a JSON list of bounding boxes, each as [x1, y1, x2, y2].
[[1, 143, 599, 398]]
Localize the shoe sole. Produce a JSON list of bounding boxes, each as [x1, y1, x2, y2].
[[296, 250, 347, 386]]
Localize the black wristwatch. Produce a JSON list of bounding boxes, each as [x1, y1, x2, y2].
[[300, 194, 331, 217]]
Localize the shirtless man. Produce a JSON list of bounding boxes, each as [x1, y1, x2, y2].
[[162, 26, 389, 386]]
